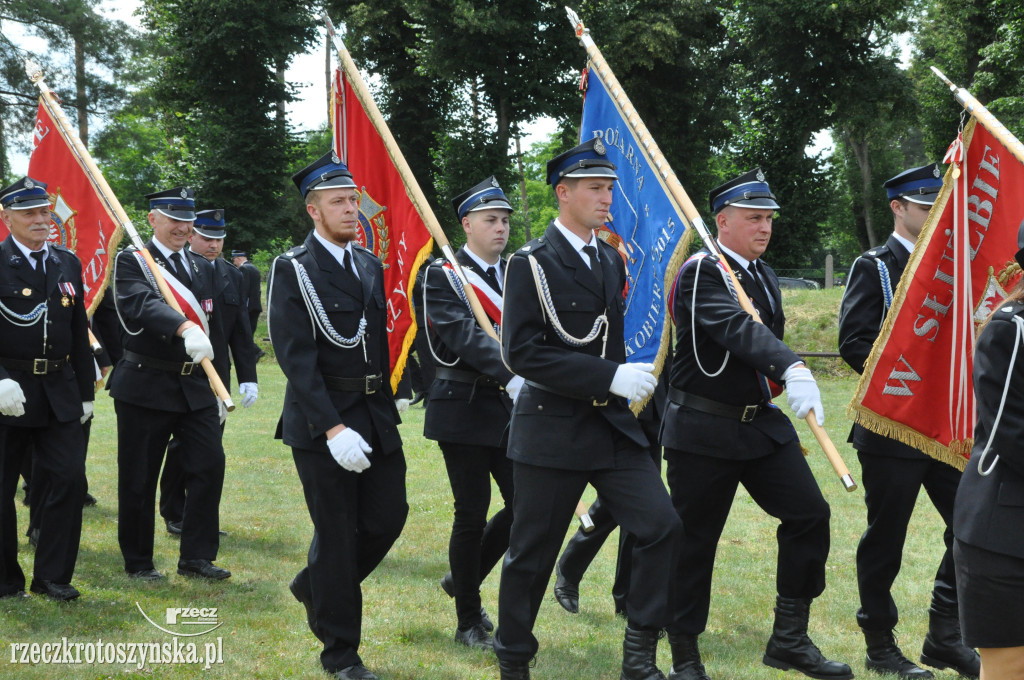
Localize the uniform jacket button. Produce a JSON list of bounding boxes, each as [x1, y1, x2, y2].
[[537, 404, 543, 411]]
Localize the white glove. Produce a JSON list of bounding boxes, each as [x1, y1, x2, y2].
[[0, 378, 26, 417], [783, 364, 824, 426], [182, 326, 214, 363], [217, 398, 227, 425], [609, 362, 657, 402], [239, 382, 258, 408], [80, 401, 94, 425], [395, 398, 410, 413], [327, 428, 372, 473], [505, 375, 525, 403]]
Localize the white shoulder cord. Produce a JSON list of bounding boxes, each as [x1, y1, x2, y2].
[[111, 251, 144, 337], [0, 274, 47, 352], [288, 258, 368, 362], [527, 254, 609, 357], [690, 256, 730, 377], [975, 315, 1024, 476], [421, 266, 460, 368]]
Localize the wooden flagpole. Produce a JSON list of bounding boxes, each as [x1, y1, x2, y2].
[[932, 67, 1024, 166], [565, 7, 855, 491], [322, 13, 499, 342], [24, 59, 235, 411]]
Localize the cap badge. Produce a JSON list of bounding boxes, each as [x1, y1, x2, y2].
[[933, 165, 940, 178], [24, 178, 34, 189], [331, 152, 341, 164], [490, 177, 500, 188], [180, 188, 188, 198], [213, 210, 222, 221], [593, 137, 606, 155], [756, 169, 766, 182]]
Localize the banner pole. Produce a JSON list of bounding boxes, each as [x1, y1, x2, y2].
[[931, 67, 1024, 166]]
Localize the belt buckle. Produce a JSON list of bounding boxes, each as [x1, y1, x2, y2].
[[365, 375, 377, 394], [181, 362, 195, 376], [592, 398, 609, 407], [741, 404, 758, 422], [32, 358, 47, 375]]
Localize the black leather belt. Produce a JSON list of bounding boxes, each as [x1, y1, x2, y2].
[[525, 379, 608, 407], [668, 387, 764, 423], [324, 374, 382, 394], [435, 366, 498, 387], [124, 350, 197, 376], [0, 356, 69, 375]]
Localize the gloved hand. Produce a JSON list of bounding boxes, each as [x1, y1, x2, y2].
[[239, 382, 258, 408], [80, 401, 94, 425], [783, 364, 824, 426], [217, 398, 227, 425], [327, 428, 372, 473], [505, 375, 525, 403], [0, 378, 26, 417], [609, 362, 657, 402], [395, 398, 410, 413], [182, 326, 214, 363]]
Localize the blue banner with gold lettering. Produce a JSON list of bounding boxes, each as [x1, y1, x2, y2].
[[580, 67, 689, 384]]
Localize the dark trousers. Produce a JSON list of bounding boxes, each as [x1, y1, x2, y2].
[[292, 442, 408, 673], [248, 310, 260, 341], [114, 400, 224, 572], [0, 418, 85, 592], [439, 441, 515, 629], [856, 452, 961, 630], [159, 421, 226, 524], [493, 452, 681, 663], [23, 418, 92, 533], [665, 440, 831, 635]]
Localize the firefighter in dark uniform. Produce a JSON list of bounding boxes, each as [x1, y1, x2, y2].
[[159, 209, 258, 535], [493, 138, 683, 680], [839, 164, 979, 678], [0, 177, 92, 601], [269, 151, 407, 680], [422, 177, 521, 650], [231, 250, 262, 349], [109, 186, 229, 581], [661, 168, 851, 680]]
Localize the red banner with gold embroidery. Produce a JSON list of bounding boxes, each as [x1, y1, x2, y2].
[[851, 118, 1024, 469]]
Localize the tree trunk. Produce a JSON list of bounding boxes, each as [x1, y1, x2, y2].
[[515, 132, 530, 241], [847, 130, 878, 249], [275, 61, 286, 124], [75, 37, 88, 145]]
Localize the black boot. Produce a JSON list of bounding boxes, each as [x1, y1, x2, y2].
[[763, 596, 854, 680], [919, 601, 980, 678], [667, 632, 710, 680], [862, 628, 933, 677], [621, 627, 667, 680], [498, 658, 531, 680]]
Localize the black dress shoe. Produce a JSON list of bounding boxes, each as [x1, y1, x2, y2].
[[440, 572, 494, 631], [289, 575, 320, 638], [0, 590, 27, 599], [177, 559, 231, 581], [82, 493, 97, 507], [30, 579, 80, 601], [553, 565, 579, 614], [333, 663, 379, 679], [455, 623, 493, 650], [127, 568, 164, 581], [165, 519, 182, 536]]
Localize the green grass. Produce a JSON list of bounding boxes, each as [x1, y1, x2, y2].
[[0, 291, 963, 679]]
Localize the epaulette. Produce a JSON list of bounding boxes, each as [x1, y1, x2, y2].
[[993, 300, 1024, 319], [514, 237, 546, 256], [280, 244, 307, 260], [352, 243, 372, 254], [863, 244, 891, 260], [50, 243, 74, 255]]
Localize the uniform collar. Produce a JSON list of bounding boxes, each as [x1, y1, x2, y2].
[[10, 237, 48, 266], [312, 231, 359, 278], [553, 219, 598, 264], [891, 231, 915, 255]]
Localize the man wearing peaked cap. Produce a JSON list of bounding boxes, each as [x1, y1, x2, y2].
[[269, 151, 406, 680], [661, 168, 852, 680], [108, 185, 231, 582], [0, 177, 94, 601], [493, 139, 682, 680], [422, 176, 519, 650], [839, 164, 979, 678], [158, 209, 259, 537]]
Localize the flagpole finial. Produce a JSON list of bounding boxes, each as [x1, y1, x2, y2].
[[565, 7, 586, 39], [24, 58, 43, 84], [930, 66, 955, 91]]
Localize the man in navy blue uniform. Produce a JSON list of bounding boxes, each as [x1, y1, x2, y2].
[[270, 152, 406, 680], [839, 164, 979, 678], [0, 177, 93, 601]]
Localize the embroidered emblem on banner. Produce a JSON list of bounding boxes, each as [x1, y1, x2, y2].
[[355, 187, 390, 269]]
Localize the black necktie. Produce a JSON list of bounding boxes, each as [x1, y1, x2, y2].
[[341, 249, 362, 299], [169, 252, 189, 283], [30, 251, 46, 291], [747, 261, 773, 311], [484, 266, 501, 293], [583, 245, 603, 292]]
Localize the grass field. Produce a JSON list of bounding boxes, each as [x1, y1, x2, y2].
[[0, 289, 964, 679]]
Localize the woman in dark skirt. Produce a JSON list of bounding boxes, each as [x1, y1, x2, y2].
[[954, 261, 1024, 679]]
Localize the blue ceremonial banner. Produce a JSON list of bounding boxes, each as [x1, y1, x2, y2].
[[579, 67, 689, 375]]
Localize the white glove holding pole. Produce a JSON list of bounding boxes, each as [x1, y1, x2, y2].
[[218, 398, 227, 425], [783, 364, 824, 426], [505, 375, 525, 403], [239, 382, 258, 408], [80, 401, 94, 425], [0, 378, 26, 417], [327, 428, 372, 473], [395, 398, 410, 413], [182, 326, 215, 363], [609, 362, 657, 402]]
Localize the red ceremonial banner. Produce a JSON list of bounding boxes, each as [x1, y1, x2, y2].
[[0, 101, 122, 313], [851, 118, 1024, 469], [335, 71, 433, 391]]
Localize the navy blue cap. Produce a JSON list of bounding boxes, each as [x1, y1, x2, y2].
[[231, 250, 247, 258], [193, 209, 226, 239], [292, 151, 357, 198], [884, 164, 942, 205], [452, 176, 512, 220], [546, 137, 618, 186], [709, 168, 780, 213], [146, 186, 196, 221], [0, 176, 49, 210]]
